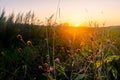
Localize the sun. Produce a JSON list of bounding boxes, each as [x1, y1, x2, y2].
[[74, 23, 80, 27]]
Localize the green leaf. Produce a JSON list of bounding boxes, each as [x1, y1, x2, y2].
[[104, 55, 120, 63], [74, 74, 85, 80], [42, 73, 55, 80], [112, 68, 118, 80]]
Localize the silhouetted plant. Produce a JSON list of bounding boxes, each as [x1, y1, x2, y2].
[[0, 9, 6, 25]]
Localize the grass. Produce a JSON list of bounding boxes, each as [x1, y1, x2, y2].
[[0, 9, 120, 80]]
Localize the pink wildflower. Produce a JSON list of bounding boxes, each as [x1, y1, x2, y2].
[[49, 66, 54, 72], [55, 58, 60, 63]]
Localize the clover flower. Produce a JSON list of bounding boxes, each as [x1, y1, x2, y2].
[[55, 58, 60, 63], [49, 66, 54, 72]]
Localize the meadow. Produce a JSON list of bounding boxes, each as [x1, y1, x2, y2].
[[0, 10, 120, 80]]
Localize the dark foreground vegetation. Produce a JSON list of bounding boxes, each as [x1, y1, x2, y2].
[[0, 9, 120, 80]]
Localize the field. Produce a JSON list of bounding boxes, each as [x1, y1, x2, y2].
[[0, 10, 120, 80]]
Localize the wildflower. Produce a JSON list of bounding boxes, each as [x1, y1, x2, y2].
[[44, 38, 47, 41], [18, 48, 23, 53], [55, 58, 60, 63], [49, 66, 54, 72], [44, 63, 49, 67], [17, 34, 26, 45], [42, 63, 50, 73], [1, 51, 5, 56], [87, 55, 92, 60], [112, 42, 115, 45], [38, 64, 49, 72], [90, 37, 94, 41], [106, 39, 111, 44], [66, 50, 70, 53], [17, 34, 23, 40], [98, 42, 101, 45], [27, 40, 32, 46], [61, 47, 64, 50], [38, 65, 43, 69], [76, 48, 80, 53]]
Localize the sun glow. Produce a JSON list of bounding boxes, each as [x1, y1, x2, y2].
[[74, 23, 80, 27]]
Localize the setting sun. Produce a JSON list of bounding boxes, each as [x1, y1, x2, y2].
[[74, 23, 80, 27]]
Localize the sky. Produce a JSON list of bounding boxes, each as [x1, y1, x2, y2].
[[0, 0, 120, 26]]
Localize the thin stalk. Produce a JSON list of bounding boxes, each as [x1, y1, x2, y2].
[[70, 28, 77, 80], [55, 0, 61, 22], [45, 25, 51, 67], [52, 0, 61, 79], [52, 26, 56, 79]]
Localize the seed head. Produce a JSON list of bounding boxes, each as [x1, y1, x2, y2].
[[27, 40, 32, 46], [38, 66, 42, 69], [17, 34, 23, 40], [1, 51, 5, 56], [106, 39, 111, 44], [18, 48, 23, 53], [112, 42, 115, 45], [90, 37, 94, 41], [44, 63, 49, 67]]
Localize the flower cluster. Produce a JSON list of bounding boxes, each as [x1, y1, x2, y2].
[[38, 63, 54, 73]]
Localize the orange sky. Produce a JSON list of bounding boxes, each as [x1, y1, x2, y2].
[[0, 0, 120, 26]]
